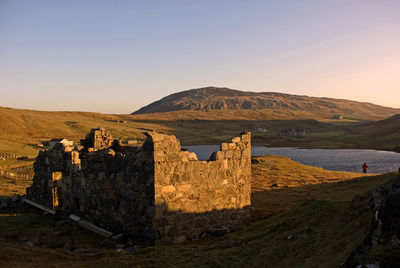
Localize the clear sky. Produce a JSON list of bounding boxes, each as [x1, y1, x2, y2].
[[1, 0, 399, 114]]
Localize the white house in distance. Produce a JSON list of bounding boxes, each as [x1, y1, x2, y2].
[[48, 138, 74, 148], [256, 127, 268, 133], [124, 138, 139, 145]]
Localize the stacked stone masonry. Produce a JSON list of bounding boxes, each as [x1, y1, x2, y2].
[[26, 128, 251, 244]]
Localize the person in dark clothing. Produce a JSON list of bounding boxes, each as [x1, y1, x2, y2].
[[362, 163, 368, 174]]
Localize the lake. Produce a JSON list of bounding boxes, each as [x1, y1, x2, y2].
[[183, 145, 400, 174]]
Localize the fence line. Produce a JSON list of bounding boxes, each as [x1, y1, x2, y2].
[[0, 169, 33, 180], [0, 154, 21, 159]]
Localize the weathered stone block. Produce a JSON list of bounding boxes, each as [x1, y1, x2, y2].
[[241, 149, 251, 159], [148, 132, 165, 142], [221, 143, 229, 151], [162, 185, 176, 194], [177, 184, 192, 192], [240, 133, 251, 143], [224, 150, 233, 158], [215, 151, 225, 160], [238, 142, 246, 150], [233, 150, 242, 159], [231, 137, 241, 143], [188, 152, 197, 161]]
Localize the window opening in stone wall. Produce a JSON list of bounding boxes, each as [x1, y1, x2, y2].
[[51, 171, 62, 209]]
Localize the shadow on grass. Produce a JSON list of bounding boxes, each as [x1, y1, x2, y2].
[[0, 172, 398, 267], [251, 172, 398, 221]]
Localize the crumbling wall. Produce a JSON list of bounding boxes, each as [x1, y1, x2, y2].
[[27, 128, 156, 240], [76, 143, 156, 239], [26, 128, 252, 244], [70, 128, 155, 239], [80, 127, 114, 150], [26, 143, 79, 209], [151, 132, 251, 244]]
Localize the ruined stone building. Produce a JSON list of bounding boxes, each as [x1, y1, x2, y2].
[[26, 128, 252, 244], [280, 128, 306, 137]]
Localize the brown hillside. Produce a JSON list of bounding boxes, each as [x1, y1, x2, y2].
[[132, 87, 400, 120], [347, 113, 400, 151], [0, 107, 170, 156], [127, 109, 322, 121]]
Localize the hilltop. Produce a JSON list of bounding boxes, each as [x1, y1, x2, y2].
[[132, 87, 400, 121]]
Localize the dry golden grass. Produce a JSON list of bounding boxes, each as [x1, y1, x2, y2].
[[252, 155, 367, 191], [127, 109, 322, 121], [2, 106, 400, 157], [0, 155, 398, 267], [251, 155, 373, 220], [0, 107, 171, 156], [0, 181, 30, 196]]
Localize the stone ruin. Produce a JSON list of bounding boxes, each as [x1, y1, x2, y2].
[[26, 128, 252, 244]]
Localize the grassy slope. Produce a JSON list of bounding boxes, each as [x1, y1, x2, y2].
[[0, 107, 335, 157], [1, 106, 400, 157], [348, 114, 400, 151], [128, 108, 400, 151], [251, 155, 370, 220], [0, 156, 398, 267], [0, 107, 171, 156], [127, 118, 400, 151], [128, 109, 324, 121], [287, 115, 400, 151]]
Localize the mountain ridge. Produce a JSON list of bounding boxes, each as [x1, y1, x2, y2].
[[132, 87, 400, 120]]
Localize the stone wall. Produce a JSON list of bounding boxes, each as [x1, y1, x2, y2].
[[26, 143, 77, 209], [75, 141, 155, 239], [80, 127, 114, 150], [26, 128, 252, 244], [27, 129, 156, 240], [151, 132, 251, 243]]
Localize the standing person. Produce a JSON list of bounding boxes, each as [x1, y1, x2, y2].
[[362, 163, 368, 174]]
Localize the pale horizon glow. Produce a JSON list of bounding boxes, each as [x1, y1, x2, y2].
[[1, 0, 399, 114]]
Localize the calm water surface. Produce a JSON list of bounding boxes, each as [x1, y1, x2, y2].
[[183, 145, 400, 174]]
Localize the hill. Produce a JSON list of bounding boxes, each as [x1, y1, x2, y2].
[[132, 87, 400, 121], [1, 105, 400, 157], [347, 113, 400, 151], [128, 109, 322, 121], [0, 107, 169, 156]]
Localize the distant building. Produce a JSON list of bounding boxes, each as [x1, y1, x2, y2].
[[296, 128, 306, 136], [48, 138, 74, 148], [280, 128, 306, 137], [333, 115, 344, 120], [109, 119, 128, 124], [256, 127, 268, 133], [124, 138, 139, 145]]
